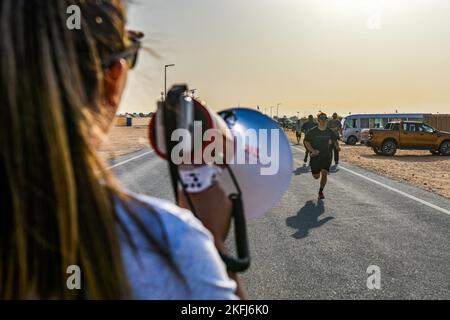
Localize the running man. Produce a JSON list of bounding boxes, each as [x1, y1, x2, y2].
[[301, 115, 317, 164], [327, 112, 343, 166], [304, 112, 340, 200], [295, 119, 303, 145]]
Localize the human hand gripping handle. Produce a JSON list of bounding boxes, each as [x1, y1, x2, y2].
[[177, 169, 249, 299], [177, 165, 250, 271], [178, 180, 231, 252], [177, 165, 231, 250]]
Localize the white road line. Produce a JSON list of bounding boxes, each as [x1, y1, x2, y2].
[[291, 145, 450, 216], [107, 150, 154, 170]]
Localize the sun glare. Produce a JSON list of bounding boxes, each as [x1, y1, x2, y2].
[[308, 0, 422, 29]]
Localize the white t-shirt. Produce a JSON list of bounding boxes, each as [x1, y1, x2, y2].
[[115, 192, 238, 300]]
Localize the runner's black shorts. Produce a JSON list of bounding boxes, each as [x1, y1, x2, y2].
[[310, 155, 331, 175]]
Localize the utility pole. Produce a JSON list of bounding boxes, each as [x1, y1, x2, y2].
[[277, 103, 282, 118], [164, 64, 175, 100]]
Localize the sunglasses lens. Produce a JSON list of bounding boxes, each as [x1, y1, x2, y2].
[[102, 32, 142, 70], [132, 51, 139, 69], [125, 47, 139, 69]]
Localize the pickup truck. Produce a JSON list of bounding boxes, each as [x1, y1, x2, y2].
[[367, 121, 450, 156]]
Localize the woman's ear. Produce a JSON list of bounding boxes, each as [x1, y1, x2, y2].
[[104, 58, 128, 109], [99, 59, 128, 134]]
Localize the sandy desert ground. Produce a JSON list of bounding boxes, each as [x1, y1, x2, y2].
[[101, 126, 450, 199], [340, 145, 450, 198], [99, 126, 150, 160]]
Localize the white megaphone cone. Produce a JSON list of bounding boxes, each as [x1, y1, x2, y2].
[[217, 108, 293, 219]]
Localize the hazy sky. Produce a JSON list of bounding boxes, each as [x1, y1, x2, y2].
[[120, 0, 450, 117]]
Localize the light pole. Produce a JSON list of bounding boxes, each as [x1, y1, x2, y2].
[[270, 106, 275, 118], [164, 64, 175, 100], [277, 103, 282, 119]]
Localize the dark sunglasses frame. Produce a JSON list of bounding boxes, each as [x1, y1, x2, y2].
[[102, 31, 143, 70]]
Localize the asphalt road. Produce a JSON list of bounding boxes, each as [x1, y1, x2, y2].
[[110, 145, 450, 300]]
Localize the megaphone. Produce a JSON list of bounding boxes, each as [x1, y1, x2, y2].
[[148, 85, 293, 273], [149, 86, 293, 220]]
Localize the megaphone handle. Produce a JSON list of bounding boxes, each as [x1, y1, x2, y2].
[[161, 85, 250, 273], [219, 194, 251, 273], [163, 85, 189, 202]]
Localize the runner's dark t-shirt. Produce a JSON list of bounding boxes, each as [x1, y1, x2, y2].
[[304, 127, 338, 159], [302, 121, 316, 134]]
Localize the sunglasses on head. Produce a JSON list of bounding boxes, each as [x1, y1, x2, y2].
[[102, 30, 144, 70], [319, 115, 328, 121]]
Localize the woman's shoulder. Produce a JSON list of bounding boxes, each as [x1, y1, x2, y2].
[[124, 192, 207, 234], [115, 191, 238, 300], [115, 191, 215, 258]]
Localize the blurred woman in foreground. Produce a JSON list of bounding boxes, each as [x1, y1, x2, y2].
[[0, 0, 244, 299]]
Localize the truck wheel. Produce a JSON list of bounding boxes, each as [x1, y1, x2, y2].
[[347, 136, 357, 145], [439, 141, 450, 156], [372, 147, 383, 155], [430, 150, 441, 155], [381, 140, 397, 156]]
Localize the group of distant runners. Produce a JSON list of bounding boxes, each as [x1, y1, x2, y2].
[[294, 112, 343, 200]]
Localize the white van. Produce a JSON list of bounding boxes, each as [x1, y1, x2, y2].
[[341, 113, 428, 145]]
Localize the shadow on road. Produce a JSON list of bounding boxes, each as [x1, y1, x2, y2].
[[330, 165, 340, 173], [293, 165, 310, 176], [286, 200, 334, 239]]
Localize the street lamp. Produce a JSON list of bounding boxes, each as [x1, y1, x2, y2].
[[277, 103, 282, 118], [164, 64, 175, 100], [270, 106, 275, 118]]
